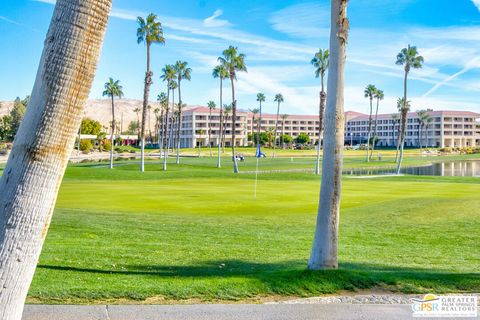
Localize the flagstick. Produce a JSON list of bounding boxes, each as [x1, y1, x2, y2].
[[254, 154, 259, 199]]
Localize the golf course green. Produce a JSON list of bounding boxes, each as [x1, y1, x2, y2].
[[7, 152, 478, 303]]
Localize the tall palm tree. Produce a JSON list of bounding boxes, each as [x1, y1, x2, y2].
[[249, 108, 260, 143], [133, 107, 141, 145], [212, 64, 229, 168], [218, 46, 247, 173], [273, 93, 284, 158], [396, 97, 411, 165], [147, 104, 152, 143], [102, 78, 124, 169], [256, 93, 266, 152], [222, 104, 232, 152], [308, 0, 348, 270], [369, 89, 384, 160], [174, 61, 192, 164], [416, 109, 427, 148], [168, 80, 177, 153], [157, 92, 167, 157], [311, 49, 329, 175], [424, 114, 433, 148], [364, 84, 377, 162], [160, 65, 176, 170], [207, 101, 216, 156], [280, 114, 288, 149], [154, 107, 160, 143], [0, 0, 111, 317], [396, 45, 424, 174], [391, 113, 399, 150], [137, 13, 165, 172]]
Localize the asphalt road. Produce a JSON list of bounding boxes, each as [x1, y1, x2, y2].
[[22, 304, 478, 320]]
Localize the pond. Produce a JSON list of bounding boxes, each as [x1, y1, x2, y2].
[[344, 160, 480, 177]]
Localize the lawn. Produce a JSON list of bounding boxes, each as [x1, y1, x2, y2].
[[16, 154, 480, 303]]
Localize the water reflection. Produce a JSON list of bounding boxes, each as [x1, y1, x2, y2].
[[345, 160, 480, 177]]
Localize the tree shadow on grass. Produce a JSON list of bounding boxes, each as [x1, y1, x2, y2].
[[36, 260, 480, 295]]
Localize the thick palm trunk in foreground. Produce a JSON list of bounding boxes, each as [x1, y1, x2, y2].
[[308, 0, 348, 270], [0, 1, 111, 318]]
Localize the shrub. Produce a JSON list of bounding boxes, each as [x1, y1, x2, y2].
[[101, 139, 112, 152], [79, 139, 93, 153], [439, 147, 452, 153]]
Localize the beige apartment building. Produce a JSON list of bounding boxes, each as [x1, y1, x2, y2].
[[169, 106, 480, 148]]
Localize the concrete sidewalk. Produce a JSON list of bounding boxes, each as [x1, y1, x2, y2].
[[22, 303, 474, 320]]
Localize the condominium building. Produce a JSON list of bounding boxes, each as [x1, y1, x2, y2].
[[346, 111, 480, 148], [166, 106, 480, 148]]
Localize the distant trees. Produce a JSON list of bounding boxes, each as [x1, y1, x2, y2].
[[280, 114, 288, 149], [102, 78, 124, 169], [212, 64, 228, 168], [218, 46, 247, 173], [296, 133, 310, 144], [0, 96, 29, 142], [174, 60, 192, 164], [369, 89, 384, 160], [395, 44, 424, 174], [311, 48, 329, 175], [364, 84, 377, 162], [80, 118, 102, 135], [273, 93, 284, 158], [137, 13, 165, 172]]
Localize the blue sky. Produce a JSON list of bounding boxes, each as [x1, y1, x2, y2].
[[1, 0, 480, 115]]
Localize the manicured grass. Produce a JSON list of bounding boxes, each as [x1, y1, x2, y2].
[[24, 154, 480, 303]]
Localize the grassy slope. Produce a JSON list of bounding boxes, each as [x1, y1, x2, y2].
[[25, 155, 480, 303]]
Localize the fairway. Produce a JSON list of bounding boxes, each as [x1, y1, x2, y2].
[[24, 155, 480, 303]]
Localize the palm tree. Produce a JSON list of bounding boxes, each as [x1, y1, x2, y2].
[[222, 104, 232, 151], [160, 65, 177, 170], [147, 104, 152, 143], [212, 64, 229, 168], [308, 0, 349, 270], [396, 97, 411, 165], [198, 129, 205, 157], [311, 48, 329, 175], [369, 89, 384, 160], [424, 114, 433, 147], [154, 107, 160, 143], [102, 78, 124, 169], [174, 61, 192, 164], [416, 109, 427, 148], [256, 93, 266, 152], [0, 0, 111, 317], [133, 107, 141, 145], [273, 93, 284, 158], [395, 45, 424, 174], [391, 113, 399, 149], [364, 84, 377, 162], [249, 108, 260, 143], [207, 101, 216, 156], [218, 46, 247, 173], [137, 13, 165, 172], [280, 114, 288, 149], [168, 80, 177, 153], [157, 92, 167, 157]]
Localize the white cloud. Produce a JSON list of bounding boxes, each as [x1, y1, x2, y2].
[[471, 0, 480, 11], [0, 15, 22, 26], [269, 2, 330, 38], [203, 9, 230, 28]]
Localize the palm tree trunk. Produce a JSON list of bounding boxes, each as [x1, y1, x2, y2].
[[369, 97, 380, 160], [163, 86, 170, 170], [159, 110, 164, 158], [176, 82, 182, 164], [308, 0, 347, 270], [231, 78, 239, 173], [281, 121, 285, 149], [110, 95, 115, 169], [395, 115, 402, 162], [256, 103, 262, 158], [315, 78, 326, 175], [273, 102, 280, 158], [217, 78, 223, 168], [209, 108, 212, 157], [366, 97, 372, 162], [0, 1, 110, 318], [396, 70, 408, 174], [140, 42, 152, 173]]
